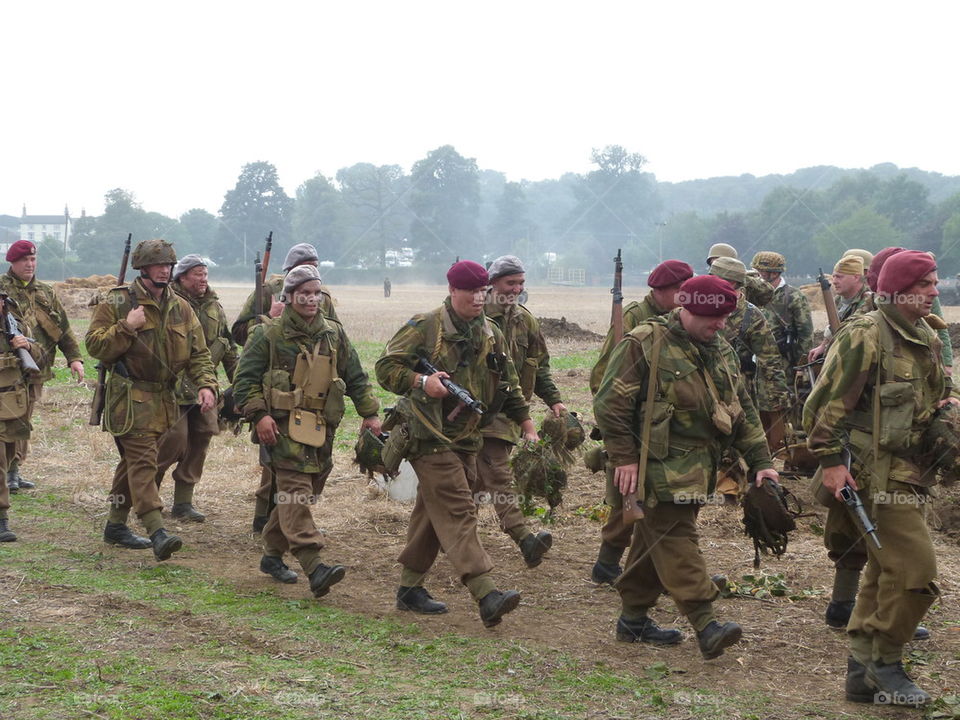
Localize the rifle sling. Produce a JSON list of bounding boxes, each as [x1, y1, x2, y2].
[[635, 324, 665, 503]]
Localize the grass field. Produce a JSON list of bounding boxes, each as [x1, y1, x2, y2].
[[2, 283, 959, 720]]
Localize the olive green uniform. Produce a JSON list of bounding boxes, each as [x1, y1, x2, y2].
[[0, 271, 83, 474], [762, 281, 814, 369], [376, 299, 530, 600], [233, 307, 378, 575], [589, 292, 669, 564], [804, 303, 948, 664], [0, 322, 42, 521], [155, 282, 239, 503], [479, 300, 562, 543], [85, 279, 218, 534], [231, 274, 338, 346], [595, 309, 773, 629]]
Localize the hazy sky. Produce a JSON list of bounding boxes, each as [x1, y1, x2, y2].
[[5, 1, 958, 220]]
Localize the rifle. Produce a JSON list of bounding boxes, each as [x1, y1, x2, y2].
[[818, 268, 841, 335], [415, 357, 483, 422], [840, 449, 881, 548], [254, 252, 263, 320], [261, 231, 272, 284], [0, 294, 40, 373], [89, 233, 132, 426], [610, 248, 623, 344]]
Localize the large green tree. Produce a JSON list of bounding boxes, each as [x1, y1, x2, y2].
[[215, 161, 293, 265], [811, 206, 903, 262], [488, 181, 537, 260], [408, 145, 481, 261], [336, 163, 410, 268], [292, 173, 349, 266], [178, 208, 219, 257]]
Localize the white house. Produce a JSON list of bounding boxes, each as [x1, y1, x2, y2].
[[14, 206, 72, 253]]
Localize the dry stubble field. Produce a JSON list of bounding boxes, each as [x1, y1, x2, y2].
[[2, 283, 959, 720]]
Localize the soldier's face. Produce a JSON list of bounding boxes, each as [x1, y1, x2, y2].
[[179, 265, 208, 297], [290, 280, 323, 319], [895, 271, 939, 322], [142, 263, 172, 287], [681, 309, 730, 342], [490, 274, 525, 304], [758, 270, 781, 287], [831, 272, 862, 298], [449, 285, 487, 320], [9, 254, 36, 282]]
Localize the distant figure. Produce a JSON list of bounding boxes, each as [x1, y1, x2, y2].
[[384, 277, 392, 298]]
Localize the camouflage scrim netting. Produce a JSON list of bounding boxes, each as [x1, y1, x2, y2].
[[354, 428, 390, 479], [919, 401, 960, 485], [741, 480, 798, 568], [510, 410, 585, 514]]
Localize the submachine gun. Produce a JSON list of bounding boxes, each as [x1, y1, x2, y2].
[[415, 357, 483, 422], [0, 294, 40, 373]]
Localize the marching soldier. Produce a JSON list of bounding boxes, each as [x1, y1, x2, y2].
[[804, 250, 953, 706], [478, 255, 563, 568], [86, 239, 218, 561], [589, 259, 693, 584], [376, 260, 536, 627], [235, 243, 339, 533], [595, 275, 778, 658], [154, 255, 239, 521], [0, 240, 85, 492], [232, 265, 381, 596], [808, 255, 870, 362]]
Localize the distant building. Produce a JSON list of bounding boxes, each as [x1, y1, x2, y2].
[[9, 205, 72, 256]]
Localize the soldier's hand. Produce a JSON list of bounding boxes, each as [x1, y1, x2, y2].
[[360, 416, 382, 436], [614, 463, 639, 495], [807, 343, 825, 363], [198, 388, 216, 413], [69, 360, 84, 382], [256, 415, 279, 446], [268, 299, 284, 318], [519, 418, 538, 442], [822, 464, 856, 500], [753, 468, 780, 487], [126, 305, 146, 330], [10, 334, 30, 350], [423, 372, 450, 399], [937, 396, 960, 408], [550, 402, 567, 418]]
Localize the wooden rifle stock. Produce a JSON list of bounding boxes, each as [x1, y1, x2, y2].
[[89, 233, 132, 425], [818, 268, 841, 335], [610, 248, 623, 344]]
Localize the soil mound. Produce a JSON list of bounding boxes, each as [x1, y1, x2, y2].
[[53, 275, 119, 318], [538, 316, 602, 341]]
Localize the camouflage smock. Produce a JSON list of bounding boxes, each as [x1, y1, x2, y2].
[[803, 303, 953, 488], [823, 285, 872, 342], [594, 308, 773, 502], [172, 281, 238, 404], [231, 273, 339, 346], [482, 300, 562, 443], [376, 298, 530, 459], [0, 319, 43, 442], [590, 292, 669, 396], [762, 281, 814, 365], [85, 278, 218, 435], [232, 306, 379, 474], [0, 270, 83, 384], [721, 295, 791, 412]]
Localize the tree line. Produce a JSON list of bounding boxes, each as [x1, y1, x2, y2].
[[39, 145, 960, 282]]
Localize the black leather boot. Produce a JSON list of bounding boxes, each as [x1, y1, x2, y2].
[[616, 616, 683, 646], [150, 528, 183, 561], [308, 563, 346, 597], [519, 531, 552, 568], [103, 522, 152, 549], [845, 656, 873, 703], [0, 518, 16, 542], [171, 503, 206, 523], [6, 472, 19, 493], [828, 600, 929, 640], [866, 660, 932, 707], [696, 620, 743, 659], [478, 589, 520, 628], [396, 586, 448, 614], [11, 469, 34, 490], [260, 555, 298, 584]]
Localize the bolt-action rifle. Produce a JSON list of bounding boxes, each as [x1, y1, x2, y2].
[[89, 233, 132, 425]]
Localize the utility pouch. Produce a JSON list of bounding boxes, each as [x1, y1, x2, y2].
[[520, 357, 538, 400], [0, 355, 21, 387], [403, 388, 446, 441], [644, 400, 674, 460], [877, 381, 915, 453], [381, 423, 411, 475], [323, 378, 346, 425], [289, 408, 326, 447], [0, 384, 27, 420]]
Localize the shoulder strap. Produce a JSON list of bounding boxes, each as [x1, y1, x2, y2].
[[636, 324, 664, 492]]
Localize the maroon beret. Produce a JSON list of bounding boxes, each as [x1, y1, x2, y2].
[[648, 259, 694, 288], [6, 240, 36, 262], [677, 275, 738, 317], [866, 246, 905, 292], [446, 260, 488, 290], [876, 250, 937, 296]]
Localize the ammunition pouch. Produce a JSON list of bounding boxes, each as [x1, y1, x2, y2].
[[644, 400, 673, 460], [288, 408, 326, 447], [877, 381, 915, 454], [380, 424, 410, 476], [0, 355, 22, 388], [0, 383, 28, 421]]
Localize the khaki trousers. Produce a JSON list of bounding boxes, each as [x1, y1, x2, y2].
[[111, 434, 164, 518], [0, 441, 13, 516], [475, 437, 529, 542], [156, 404, 219, 488], [617, 501, 718, 629], [13, 384, 40, 466], [261, 468, 330, 572], [398, 451, 494, 597]]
